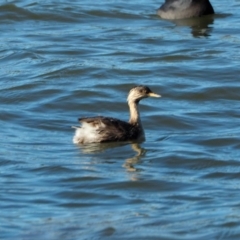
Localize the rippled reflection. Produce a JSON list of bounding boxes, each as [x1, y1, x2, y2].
[[75, 141, 145, 172], [122, 143, 145, 172], [75, 141, 129, 154], [173, 15, 215, 37]]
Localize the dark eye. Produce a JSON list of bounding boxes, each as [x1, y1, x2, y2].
[[143, 89, 149, 94]]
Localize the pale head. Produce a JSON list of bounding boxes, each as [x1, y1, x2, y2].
[[127, 85, 161, 103]]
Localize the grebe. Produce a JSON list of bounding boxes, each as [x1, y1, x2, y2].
[[157, 0, 214, 20], [73, 86, 161, 144]]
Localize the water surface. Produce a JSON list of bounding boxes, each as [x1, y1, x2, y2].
[[1, 0, 240, 239]]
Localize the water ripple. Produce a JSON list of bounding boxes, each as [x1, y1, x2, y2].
[[1, 0, 240, 239]]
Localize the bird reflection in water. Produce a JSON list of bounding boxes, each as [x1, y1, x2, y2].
[[123, 143, 145, 172], [173, 15, 214, 37], [75, 142, 145, 172]]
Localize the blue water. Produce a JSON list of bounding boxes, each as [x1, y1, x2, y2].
[[1, 0, 240, 239]]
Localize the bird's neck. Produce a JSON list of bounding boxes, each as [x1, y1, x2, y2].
[[128, 100, 141, 126]]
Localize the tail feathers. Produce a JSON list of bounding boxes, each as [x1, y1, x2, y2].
[[72, 123, 100, 144]]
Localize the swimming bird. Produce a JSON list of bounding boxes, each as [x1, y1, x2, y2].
[[73, 86, 161, 144], [157, 0, 214, 20]]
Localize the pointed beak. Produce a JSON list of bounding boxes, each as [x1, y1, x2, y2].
[[148, 92, 161, 98]]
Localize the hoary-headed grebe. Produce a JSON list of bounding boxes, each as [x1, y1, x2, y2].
[[73, 86, 161, 144]]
